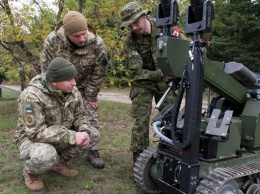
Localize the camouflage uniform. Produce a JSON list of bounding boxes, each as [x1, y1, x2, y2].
[[39, 24, 108, 129], [14, 73, 100, 174], [124, 17, 176, 153]]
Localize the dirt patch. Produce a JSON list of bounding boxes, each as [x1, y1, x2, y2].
[[98, 92, 131, 104]]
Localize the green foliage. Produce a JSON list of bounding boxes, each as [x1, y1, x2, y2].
[[0, 0, 57, 84], [207, 0, 260, 73]]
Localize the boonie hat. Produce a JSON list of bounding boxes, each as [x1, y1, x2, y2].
[[120, 1, 150, 30]]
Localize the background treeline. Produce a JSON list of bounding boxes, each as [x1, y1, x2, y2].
[[0, 0, 259, 88]]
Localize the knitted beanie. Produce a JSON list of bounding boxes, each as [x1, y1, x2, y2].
[[63, 11, 88, 35], [47, 57, 77, 82]]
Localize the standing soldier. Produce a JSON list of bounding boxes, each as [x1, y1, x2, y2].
[[39, 11, 108, 169], [120, 2, 176, 163]]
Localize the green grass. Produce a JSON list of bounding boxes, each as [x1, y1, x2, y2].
[[0, 90, 154, 194]]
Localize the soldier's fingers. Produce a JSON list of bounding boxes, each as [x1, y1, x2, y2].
[[81, 140, 89, 149]]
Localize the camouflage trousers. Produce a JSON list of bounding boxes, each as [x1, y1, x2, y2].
[[84, 103, 99, 129], [130, 85, 176, 152], [18, 128, 100, 174], [78, 88, 99, 129]]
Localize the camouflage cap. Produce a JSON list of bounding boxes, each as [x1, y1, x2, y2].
[[120, 1, 150, 30]]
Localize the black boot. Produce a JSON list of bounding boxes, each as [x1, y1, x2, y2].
[[87, 150, 105, 169]]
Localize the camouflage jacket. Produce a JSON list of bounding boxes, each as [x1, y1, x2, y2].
[[124, 16, 164, 88], [40, 24, 108, 102], [14, 73, 91, 146]]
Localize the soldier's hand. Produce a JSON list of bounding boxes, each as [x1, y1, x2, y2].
[[85, 100, 99, 111], [75, 132, 90, 149]]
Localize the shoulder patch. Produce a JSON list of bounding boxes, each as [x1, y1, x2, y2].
[[25, 107, 35, 126], [40, 53, 47, 63], [98, 42, 104, 48]]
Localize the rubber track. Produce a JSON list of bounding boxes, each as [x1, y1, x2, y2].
[[196, 161, 260, 193], [133, 147, 161, 194]]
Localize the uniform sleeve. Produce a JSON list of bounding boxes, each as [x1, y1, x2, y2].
[[124, 36, 162, 82], [84, 36, 108, 102], [39, 31, 57, 73], [19, 90, 76, 145]]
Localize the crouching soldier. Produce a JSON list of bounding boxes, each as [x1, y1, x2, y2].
[[14, 57, 100, 191]]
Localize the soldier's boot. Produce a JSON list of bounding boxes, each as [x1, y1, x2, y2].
[[23, 168, 44, 192], [50, 155, 78, 177], [87, 150, 105, 169], [133, 150, 143, 164]]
